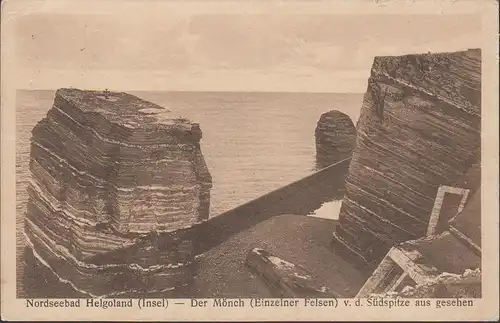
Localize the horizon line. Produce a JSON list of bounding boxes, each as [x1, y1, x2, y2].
[[16, 88, 366, 95]]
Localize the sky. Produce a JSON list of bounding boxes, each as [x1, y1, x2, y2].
[[11, 1, 482, 92]]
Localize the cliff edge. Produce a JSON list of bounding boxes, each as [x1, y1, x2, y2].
[[333, 49, 481, 266]]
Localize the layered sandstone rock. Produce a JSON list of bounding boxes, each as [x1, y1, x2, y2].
[[315, 110, 356, 169], [24, 88, 212, 297], [333, 49, 481, 266], [355, 160, 481, 299]]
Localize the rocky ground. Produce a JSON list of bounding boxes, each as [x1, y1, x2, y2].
[[190, 214, 370, 298]]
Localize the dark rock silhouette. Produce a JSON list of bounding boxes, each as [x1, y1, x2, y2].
[[315, 110, 356, 169]]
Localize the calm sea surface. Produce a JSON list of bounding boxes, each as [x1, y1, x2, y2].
[[16, 90, 362, 293]]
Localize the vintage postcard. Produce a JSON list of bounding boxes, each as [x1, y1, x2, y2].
[[1, 0, 499, 321]]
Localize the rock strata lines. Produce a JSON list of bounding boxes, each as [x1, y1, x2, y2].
[[333, 49, 481, 266], [24, 88, 212, 296]]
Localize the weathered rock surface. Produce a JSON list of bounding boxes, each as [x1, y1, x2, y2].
[[245, 248, 341, 298], [375, 268, 481, 298], [356, 158, 481, 299], [333, 49, 481, 266], [315, 110, 356, 169], [24, 88, 212, 297]]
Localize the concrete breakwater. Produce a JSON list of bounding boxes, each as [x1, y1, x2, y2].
[[191, 157, 350, 252], [23, 154, 352, 298]]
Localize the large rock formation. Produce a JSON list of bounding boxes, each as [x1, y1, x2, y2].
[[315, 110, 356, 169], [24, 88, 212, 297], [333, 49, 481, 266]]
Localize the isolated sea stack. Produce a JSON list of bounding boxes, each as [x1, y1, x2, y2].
[[24, 88, 212, 297], [315, 110, 356, 169], [333, 49, 481, 266]]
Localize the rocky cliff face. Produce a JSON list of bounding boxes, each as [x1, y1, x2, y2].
[[315, 110, 356, 169], [333, 49, 481, 266], [24, 88, 212, 297]]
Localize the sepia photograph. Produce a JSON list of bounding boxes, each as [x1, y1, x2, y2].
[[1, 0, 498, 321]]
